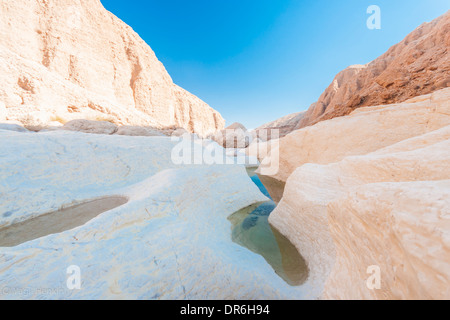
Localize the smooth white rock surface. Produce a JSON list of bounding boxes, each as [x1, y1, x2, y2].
[[0, 130, 316, 299]]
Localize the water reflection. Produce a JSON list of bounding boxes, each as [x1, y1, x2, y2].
[[230, 168, 308, 286]]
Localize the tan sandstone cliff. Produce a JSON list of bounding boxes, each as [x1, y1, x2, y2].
[[258, 11, 449, 134], [0, 0, 224, 136], [297, 11, 450, 130]]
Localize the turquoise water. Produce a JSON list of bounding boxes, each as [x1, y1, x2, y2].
[[229, 168, 308, 286], [246, 168, 272, 199]]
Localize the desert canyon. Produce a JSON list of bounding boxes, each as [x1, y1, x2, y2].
[[0, 0, 449, 300]]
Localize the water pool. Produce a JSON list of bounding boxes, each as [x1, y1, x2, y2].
[[229, 168, 308, 286]]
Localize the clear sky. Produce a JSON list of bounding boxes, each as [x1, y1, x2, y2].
[[101, 0, 449, 129]]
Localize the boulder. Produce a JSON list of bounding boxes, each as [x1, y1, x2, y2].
[[170, 128, 189, 137], [179, 132, 200, 140], [115, 126, 166, 137], [212, 128, 253, 149], [210, 122, 253, 149], [63, 119, 118, 135], [226, 122, 247, 131], [37, 121, 64, 132]]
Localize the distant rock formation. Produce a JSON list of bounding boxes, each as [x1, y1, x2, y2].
[[259, 11, 449, 135], [226, 122, 248, 131], [212, 122, 253, 148], [296, 11, 449, 130], [0, 0, 224, 137], [255, 112, 305, 139]]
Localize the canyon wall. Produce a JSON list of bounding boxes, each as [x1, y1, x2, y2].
[[0, 0, 224, 136], [257, 11, 449, 134], [297, 11, 449, 130]]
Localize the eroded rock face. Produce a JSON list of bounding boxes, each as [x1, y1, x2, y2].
[[268, 110, 450, 299], [258, 88, 450, 202], [295, 11, 449, 130], [325, 180, 450, 300], [0, 0, 224, 137], [257, 11, 449, 136]]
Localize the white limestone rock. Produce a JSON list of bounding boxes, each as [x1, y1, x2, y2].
[[0, 123, 29, 132], [0, 130, 318, 299]]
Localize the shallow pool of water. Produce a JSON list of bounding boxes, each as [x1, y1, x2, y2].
[[0, 196, 128, 247], [230, 168, 308, 286]]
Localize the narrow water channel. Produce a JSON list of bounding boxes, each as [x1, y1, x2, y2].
[[228, 167, 308, 286]]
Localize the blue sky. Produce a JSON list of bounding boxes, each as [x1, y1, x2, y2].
[[101, 0, 449, 129]]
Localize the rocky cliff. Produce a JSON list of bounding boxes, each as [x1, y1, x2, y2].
[[258, 11, 449, 134], [0, 0, 224, 136], [297, 11, 449, 129]]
